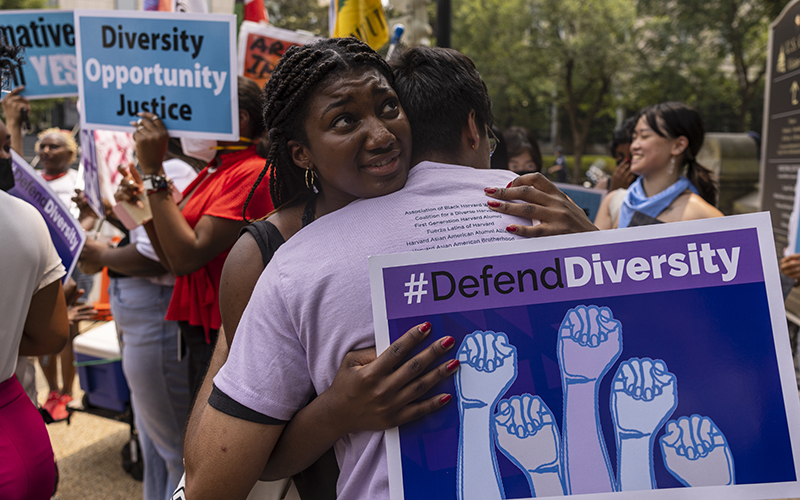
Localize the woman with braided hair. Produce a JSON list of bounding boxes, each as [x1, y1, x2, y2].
[[180, 38, 460, 500]]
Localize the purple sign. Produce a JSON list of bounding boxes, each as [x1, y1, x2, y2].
[[79, 128, 103, 218], [371, 213, 800, 500], [9, 150, 85, 282]]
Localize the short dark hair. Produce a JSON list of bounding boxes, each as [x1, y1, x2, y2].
[[390, 46, 492, 160], [610, 116, 636, 156], [504, 126, 542, 172]]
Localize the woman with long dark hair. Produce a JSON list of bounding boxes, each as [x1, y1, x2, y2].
[[595, 102, 723, 229]]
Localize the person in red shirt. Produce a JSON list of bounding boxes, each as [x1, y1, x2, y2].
[[121, 76, 273, 399]]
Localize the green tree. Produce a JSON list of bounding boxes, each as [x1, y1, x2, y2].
[[635, 0, 785, 132], [264, 0, 329, 36], [539, 0, 636, 180], [452, 0, 551, 137]]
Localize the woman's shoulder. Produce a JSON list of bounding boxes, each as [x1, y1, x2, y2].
[[662, 191, 723, 222], [683, 193, 724, 220]]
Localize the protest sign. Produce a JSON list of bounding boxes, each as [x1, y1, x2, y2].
[[371, 213, 800, 500], [0, 10, 78, 99], [238, 22, 318, 89], [9, 150, 85, 283], [74, 10, 237, 140], [79, 128, 103, 218], [553, 182, 604, 222]]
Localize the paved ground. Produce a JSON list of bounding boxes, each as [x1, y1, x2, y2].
[[34, 325, 143, 500]]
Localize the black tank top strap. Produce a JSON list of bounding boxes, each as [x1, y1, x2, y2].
[[238, 220, 285, 268]]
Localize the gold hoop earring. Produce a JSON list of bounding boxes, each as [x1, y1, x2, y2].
[[305, 168, 316, 190]]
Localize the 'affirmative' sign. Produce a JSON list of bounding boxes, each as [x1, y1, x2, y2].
[[74, 10, 237, 140], [0, 10, 78, 99]]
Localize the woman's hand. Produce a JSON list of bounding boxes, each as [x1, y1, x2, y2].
[[78, 238, 108, 275], [68, 302, 98, 325], [781, 254, 800, 282], [484, 172, 598, 237], [1, 86, 30, 128], [321, 322, 459, 435], [115, 163, 145, 207], [608, 159, 636, 192], [131, 112, 168, 175]]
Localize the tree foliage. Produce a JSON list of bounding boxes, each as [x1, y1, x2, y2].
[[453, 0, 636, 179], [265, 0, 329, 36]]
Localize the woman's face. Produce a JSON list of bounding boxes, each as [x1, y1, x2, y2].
[[508, 151, 538, 173], [293, 68, 412, 208], [38, 133, 72, 173], [630, 116, 676, 177]]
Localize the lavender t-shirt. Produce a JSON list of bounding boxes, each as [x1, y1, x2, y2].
[[215, 162, 529, 499]]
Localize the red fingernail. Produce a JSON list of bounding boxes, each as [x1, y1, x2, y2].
[[440, 394, 452, 404], [506, 226, 517, 233], [441, 336, 455, 349], [419, 322, 431, 334], [506, 181, 513, 188], [446, 359, 460, 371], [487, 200, 501, 208], [484, 187, 497, 194]]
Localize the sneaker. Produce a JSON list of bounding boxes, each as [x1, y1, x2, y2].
[[49, 394, 72, 422], [42, 391, 60, 415]]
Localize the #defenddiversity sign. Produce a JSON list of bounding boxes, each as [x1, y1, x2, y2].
[[0, 10, 78, 99], [371, 213, 800, 500], [9, 151, 85, 283], [74, 10, 238, 140]]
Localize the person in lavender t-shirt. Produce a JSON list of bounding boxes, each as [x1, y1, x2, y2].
[[185, 45, 595, 500]]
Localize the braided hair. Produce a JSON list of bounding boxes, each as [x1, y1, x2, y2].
[[638, 102, 718, 206], [242, 37, 393, 220]]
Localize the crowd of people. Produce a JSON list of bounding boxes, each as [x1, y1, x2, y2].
[[0, 30, 769, 500]]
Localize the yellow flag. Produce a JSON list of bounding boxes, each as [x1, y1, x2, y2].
[[333, 0, 390, 50]]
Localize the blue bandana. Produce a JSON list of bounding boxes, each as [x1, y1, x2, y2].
[[618, 176, 698, 228]]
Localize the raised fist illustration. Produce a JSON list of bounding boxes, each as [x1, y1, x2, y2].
[[558, 305, 622, 384], [456, 330, 517, 409], [612, 357, 677, 437], [660, 415, 735, 487]]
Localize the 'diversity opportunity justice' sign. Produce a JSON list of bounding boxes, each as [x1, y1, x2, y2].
[[74, 10, 237, 140], [370, 213, 800, 500]]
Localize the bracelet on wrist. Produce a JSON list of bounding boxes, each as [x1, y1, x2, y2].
[[142, 174, 173, 195]]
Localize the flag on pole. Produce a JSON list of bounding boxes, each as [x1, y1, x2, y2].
[[235, 0, 269, 24], [330, 0, 390, 50]]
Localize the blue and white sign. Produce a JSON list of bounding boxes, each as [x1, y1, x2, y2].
[[0, 11, 78, 99], [74, 10, 238, 140], [9, 150, 85, 283], [79, 129, 103, 218]]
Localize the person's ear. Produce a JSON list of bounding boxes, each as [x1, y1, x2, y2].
[[288, 140, 313, 170], [672, 136, 689, 157], [465, 109, 481, 151]]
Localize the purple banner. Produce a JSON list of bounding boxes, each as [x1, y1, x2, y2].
[[9, 150, 85, 282], [79, 129, 103, 218], [383, 228, 762, 320]]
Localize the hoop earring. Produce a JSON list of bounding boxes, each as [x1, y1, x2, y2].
[[305, 168, 316, 190], [668, 157, 676, 175]]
